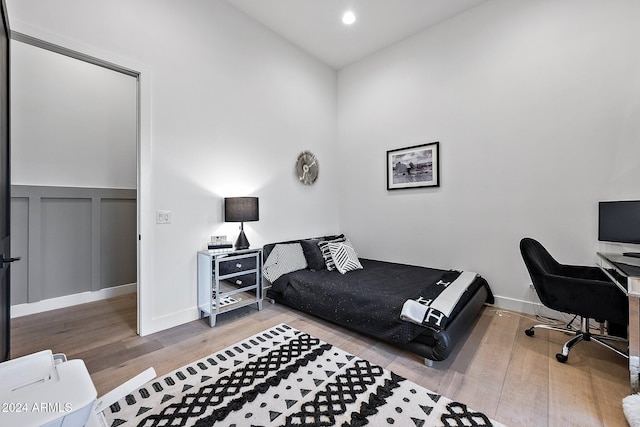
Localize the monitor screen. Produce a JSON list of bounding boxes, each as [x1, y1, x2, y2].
[[598, 200, 640, 244]]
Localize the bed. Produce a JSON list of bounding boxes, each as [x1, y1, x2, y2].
[[263, 235, 494, 365]]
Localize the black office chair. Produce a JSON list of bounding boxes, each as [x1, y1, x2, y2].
[[520, 237, 628, 363]]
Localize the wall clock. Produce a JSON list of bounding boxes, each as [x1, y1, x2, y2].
[[296, 151, 319, 185]]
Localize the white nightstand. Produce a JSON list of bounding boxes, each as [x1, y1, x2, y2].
[[197, 248, 263, 326]]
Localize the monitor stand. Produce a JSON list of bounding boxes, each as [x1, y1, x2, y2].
[[623, 252, 640, 259]]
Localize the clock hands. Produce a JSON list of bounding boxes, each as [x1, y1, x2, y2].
[[296, 151, 318, 185], [300, 160, 316, 182]]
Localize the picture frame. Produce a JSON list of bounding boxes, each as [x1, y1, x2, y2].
[[387, 141, 440, 190]]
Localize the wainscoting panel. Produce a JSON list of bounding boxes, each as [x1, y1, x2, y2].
[[41, 198, 92, 300], [10, 198, 29, 305], [101, 198, 137, 289], [10, 186, 136, 305]]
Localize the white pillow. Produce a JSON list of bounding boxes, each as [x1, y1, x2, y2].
[[262, 243, 308, 282], [326, 240, 363, 274]]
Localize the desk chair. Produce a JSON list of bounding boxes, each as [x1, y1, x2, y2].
[[520, 237, 628, 363]]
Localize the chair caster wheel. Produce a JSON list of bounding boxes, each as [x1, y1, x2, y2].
[[525, 329, 535, 337], [555, 353, 568, 363]]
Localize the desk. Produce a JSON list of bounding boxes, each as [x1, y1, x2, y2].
[[597, 252, 640, 392]]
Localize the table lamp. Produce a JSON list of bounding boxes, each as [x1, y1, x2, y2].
[[224, 197, 259, 250]]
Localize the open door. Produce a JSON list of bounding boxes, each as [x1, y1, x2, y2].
[[0, 1, 9, 362], [1, 1, 15, 362]]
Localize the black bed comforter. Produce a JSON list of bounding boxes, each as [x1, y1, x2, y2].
[[269, 258, 493, 345]]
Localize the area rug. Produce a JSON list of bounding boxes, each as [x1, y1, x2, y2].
[[623, 393, 640, 427], [104, 324, 504, 426]]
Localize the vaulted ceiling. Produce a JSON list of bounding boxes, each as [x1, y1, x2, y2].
[[225, 0, 486, 69]]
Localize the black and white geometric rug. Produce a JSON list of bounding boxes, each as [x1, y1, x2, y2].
[[104, 324, 505, 427]]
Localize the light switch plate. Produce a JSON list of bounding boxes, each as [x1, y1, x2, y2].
[[156, 210, 171, 224]]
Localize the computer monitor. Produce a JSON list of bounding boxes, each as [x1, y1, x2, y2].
[[598, 200, 640, 245]]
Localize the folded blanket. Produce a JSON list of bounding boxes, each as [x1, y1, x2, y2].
[[400, 271, 479, 331]]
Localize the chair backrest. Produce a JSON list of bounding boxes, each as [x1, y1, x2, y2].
[[520, 238, 562, 276], [519, 238, 563, 308]]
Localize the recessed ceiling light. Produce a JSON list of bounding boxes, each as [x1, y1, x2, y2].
[[342, 11, 356, 25]]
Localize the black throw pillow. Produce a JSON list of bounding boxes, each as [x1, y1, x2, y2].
[[300, 239, 326, 271]]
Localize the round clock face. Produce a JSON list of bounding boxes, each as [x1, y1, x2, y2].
[[296, 151, 319, 185]]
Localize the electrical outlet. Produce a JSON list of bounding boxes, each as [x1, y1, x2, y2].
[[156, 210, 171, 224]]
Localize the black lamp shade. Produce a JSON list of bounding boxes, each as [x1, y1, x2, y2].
[[224, 197, 259, 250], [224, 197, 259, 223]]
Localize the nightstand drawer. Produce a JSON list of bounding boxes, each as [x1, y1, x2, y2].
[[218, 256, 257, 276], [222, 273, 256, 288]]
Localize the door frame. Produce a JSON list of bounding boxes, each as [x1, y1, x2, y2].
[[8, 31, 149, 335], [1, 0, 11, 361]]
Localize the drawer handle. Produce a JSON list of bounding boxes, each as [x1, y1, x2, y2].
[[235, 280, 243, 285], [236, 263, 242, 269]]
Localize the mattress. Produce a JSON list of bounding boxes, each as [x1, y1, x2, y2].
[[267, 258, 493, 345]]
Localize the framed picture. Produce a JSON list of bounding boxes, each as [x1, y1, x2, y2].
[[387, 141, 439, 190]]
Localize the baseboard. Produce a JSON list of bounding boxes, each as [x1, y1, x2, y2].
[[140, 307, 200, 336], [491, 294, 566, 321], [10, 283, 137, 318]]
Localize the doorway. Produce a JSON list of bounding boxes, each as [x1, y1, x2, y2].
[[8, 34, 140, 332]]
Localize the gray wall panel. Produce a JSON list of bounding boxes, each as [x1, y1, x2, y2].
[[41, 198, 92, 299], [10, 186, 136, 304], [100, 198, 136, 288], [9, 197, 28, 305]]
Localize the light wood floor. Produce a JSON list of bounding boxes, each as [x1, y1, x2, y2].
[[10, 294, 631, 426]]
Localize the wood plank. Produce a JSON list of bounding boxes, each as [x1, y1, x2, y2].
[[448, 309, 520, 419], [495, 315, 550, 426], [585, 335, 629, 427], [547, 326, 605, 426]]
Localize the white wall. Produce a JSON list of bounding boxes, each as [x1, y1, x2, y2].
[[11, 41, 137, 189], [8, 0, 639, 333], [337, 0, 640, 312], [6, 0, 339, 334]]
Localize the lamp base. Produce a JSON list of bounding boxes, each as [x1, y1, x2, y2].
[[234, 229, 250, 250]]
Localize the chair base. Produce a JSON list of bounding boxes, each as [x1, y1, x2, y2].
[[525, 317, 628, 363]]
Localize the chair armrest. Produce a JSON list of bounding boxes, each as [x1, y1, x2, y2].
[[559, 264, 608, 281]]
